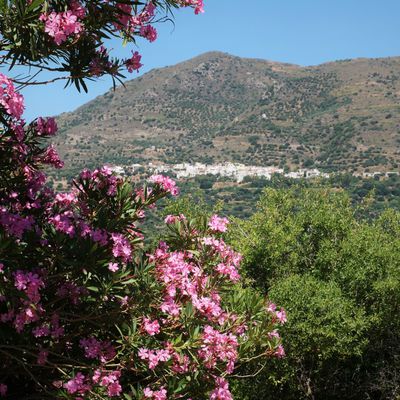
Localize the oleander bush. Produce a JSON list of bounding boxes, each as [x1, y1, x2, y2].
[[0, 1, 286, 398]]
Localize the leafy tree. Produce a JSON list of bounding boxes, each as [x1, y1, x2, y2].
[[230, 188, 400, 399]]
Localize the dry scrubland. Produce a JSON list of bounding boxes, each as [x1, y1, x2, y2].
[[55, 51, 400, 176]]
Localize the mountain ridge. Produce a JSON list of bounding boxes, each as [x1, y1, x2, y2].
[[54, 51, 400, 176]]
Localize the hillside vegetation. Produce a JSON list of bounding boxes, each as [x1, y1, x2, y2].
[[55, 51, 400, 176]]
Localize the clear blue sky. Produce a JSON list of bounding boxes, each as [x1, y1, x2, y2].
[[17, 0, 400, 121]]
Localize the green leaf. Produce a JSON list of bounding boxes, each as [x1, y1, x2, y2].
[[27, 0, 44, 12], [86, 286, 99, 292]]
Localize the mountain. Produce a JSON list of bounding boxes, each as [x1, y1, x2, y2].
[[54, 51, 400, 176]]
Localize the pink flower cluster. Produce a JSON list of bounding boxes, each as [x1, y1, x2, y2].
[[171, 352, 191, 374], [140, 25, 158, 42], [30, 313, 64, 340], [198, 325, 238, 374], [0, 209, 34, 238], [0, 73, 24, 120], [151, 243, 205, 316], [208, 214, 229, 233], [111, 232, 132, 263], [14, 270, 44, 303], [10, 270, 45, 332], [40, 7, 84, 45], [80, 165, 119, 196], [80, 337, 116, 363], [64, 372, 91, 396], [93, 370, 122, 397], [149, 175, 179, 196], [35, 117, 57, 136], [202, 237, 242, 282], [143, 386, 167, 400], [115, 2, 155, 32], [210, 377, 233, 400], [267, 302, 288, 324], [142, 317, 161, 336], [33, 0, 207, 82], [192, 293, 226, 324], [178, 0, 205, 14], [64, 370, 122, 397], [126, 51, 143, 73], [42, 144, 64, 169], [164, 213, 186, 224], [49, 211, 76, 237], [138, 348, 171, 369]]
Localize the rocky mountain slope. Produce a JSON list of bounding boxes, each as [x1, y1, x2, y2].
[[54, 51, 400, 176]]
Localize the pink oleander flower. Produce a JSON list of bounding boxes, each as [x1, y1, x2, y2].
[[149, 175, 179, 196], [36, 117, 57, 136], [14, 270, 44, 303], [235, 323, 248, 336], [108, 262, 119, 272], [208, 214, 229, 233], [215, 262, 240, 282], [144, 386, 167, 400], [210, 377, 232, 400], [140, 25, 157, 42], [164, 214, 177, 224], [0, 73, 25, 119], [160, 296, 181, 316], [266, 302, 276, 313], [164, 214, 186, 224], [93, 370, 122, 397], [70, 0, 86, 19], [64, 372, 90, 395], [50, 313, 64, 339], [41, 10, 83, 45], [114, 3, 132, 29], [90, 228, 108, 246], [139, 2, 157, 23], [268, 329, 280, 339], [0, 209, 35, 238], [193, 0, 204, 14], [80, 337, 116, 363], [0, 384, 7, 397], [198, 325, 238, 374], [276, 308, 287, 324], [138, 348, 171, 369], [192, 295, 223, 322], [111, 232, 132, 262], [142, 317, 161, 336], [32, 325, 50, 337], [125, 51, 143, 73], [171, 352, 190, 374], [42, 144, 64, 169], [49, 211, 76, 237], [54, 192, 77, 206], [178, 0, 204, 14], [274, 344, 286, 358]]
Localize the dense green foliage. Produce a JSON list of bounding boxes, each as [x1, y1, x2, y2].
[[229, 188, 400, 399], [162, 173, 400, 220]]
